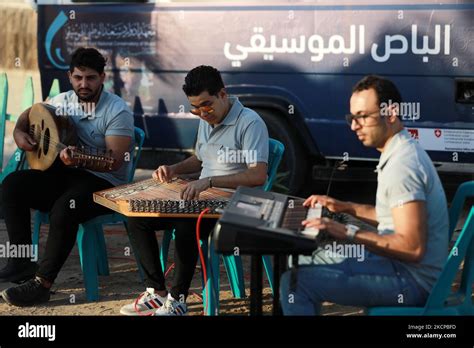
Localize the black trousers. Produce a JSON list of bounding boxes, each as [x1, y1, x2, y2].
[[1, 164, 113, 282], [126, 216, 217, 301]]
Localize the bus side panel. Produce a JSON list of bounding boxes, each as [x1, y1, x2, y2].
[[37, 3, 474, 162]]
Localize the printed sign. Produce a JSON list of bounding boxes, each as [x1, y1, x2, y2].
[[407, 128, 474, 152]]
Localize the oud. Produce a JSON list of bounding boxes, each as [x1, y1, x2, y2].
[[26, 103, 114, 171]]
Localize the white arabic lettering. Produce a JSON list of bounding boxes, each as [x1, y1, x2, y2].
[[223, 24, 451, 65]]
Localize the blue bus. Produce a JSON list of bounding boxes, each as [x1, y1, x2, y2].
[[35, 0, 474, 194]]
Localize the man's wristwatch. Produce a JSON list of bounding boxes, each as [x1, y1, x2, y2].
[[345, 224, 360, 240], [208, 176, 213, 188]]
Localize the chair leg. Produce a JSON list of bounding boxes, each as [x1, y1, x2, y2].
[[262, 255, 274, 295], [222, 255, 246, 299], [202, 239, 220, 316], [93, 224, 110, 276], [76, 225, 99, 301]]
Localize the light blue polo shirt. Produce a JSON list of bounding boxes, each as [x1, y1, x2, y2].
[[195, 96, 269, 180], [376, 129, 449, 292], [47, 89, 134, 186]]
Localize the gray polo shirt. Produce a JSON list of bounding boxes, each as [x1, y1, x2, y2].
[[195, 96, 269, 180], [376, 129, 449, 292], [47, 89, 134, 186]]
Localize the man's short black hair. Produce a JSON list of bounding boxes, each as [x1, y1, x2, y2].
[[69, 48, 107, 74], [352, 75, 402, 107], [182, 65, 225, 97]]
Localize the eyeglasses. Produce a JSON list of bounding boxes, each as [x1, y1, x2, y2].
[[345, 110, 380, 126], [190, 104, 215, 116]]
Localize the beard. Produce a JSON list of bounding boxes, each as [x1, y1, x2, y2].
[[74, 85, 103, 103]]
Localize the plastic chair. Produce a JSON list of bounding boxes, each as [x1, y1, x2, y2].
[[159, 138, 285, 314], [32, 127, 146, 301], [0, 73, 8, 173], [0, 75, 37, 182], [368, 181, 474, 315]]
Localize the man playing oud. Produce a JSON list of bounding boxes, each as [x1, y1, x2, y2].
[[0, 48, 134, 306]]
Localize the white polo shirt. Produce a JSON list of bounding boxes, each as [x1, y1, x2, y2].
[[195, 96, 269, 180], [47, 89, 134, 186], [376, 129, 449, 292]]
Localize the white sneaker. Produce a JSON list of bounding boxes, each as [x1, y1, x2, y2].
[[154, 293, 188, 316], [120, 288, 167, 316]]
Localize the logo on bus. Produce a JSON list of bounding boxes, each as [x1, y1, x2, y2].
[[45, 11, 69, 70]]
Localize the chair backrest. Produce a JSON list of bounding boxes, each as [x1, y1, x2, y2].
[[48, 79, 61, 99], [263, 138, 285, 192], [128, 126, 146, 182], [21, 77, 34, 113], [422, 206, 474, 313], [448, 181, 474, 239], [0, 73, 8, 172], [420, 181, 474, 313]]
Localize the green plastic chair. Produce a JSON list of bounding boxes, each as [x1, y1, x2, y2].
[[32, 127, 145, 301], [158, 138, 285, 315], [368, 181, 474, 315], [0, 73, 8, 173], [0, 75, 36, 182]]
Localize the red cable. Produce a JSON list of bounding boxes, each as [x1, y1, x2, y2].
[[131, 261, 176, 315], [196, 208, 210, 315], [164, 263, 175, 277]]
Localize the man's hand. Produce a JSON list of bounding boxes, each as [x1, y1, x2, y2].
[[152, 165, 176, 183], [302, 217, 348, 240], [303, 195, 351, 213], [180, 178, 210, 200], [14, 130, 37, 152], [59, 146, 77, 166]]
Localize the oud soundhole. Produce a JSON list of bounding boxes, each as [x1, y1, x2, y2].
[[43, 128, 50, 156]]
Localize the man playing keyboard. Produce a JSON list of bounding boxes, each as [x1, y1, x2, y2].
[[280, 75, 449, 315]]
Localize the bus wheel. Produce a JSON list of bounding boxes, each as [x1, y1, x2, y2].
[[256, 108, 308, 195]]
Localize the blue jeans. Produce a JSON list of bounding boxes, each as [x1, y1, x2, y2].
[[280, 249, 429, 315]]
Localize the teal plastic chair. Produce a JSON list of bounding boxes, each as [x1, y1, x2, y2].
[[32, 127, 146, 301], [159, 138, 285, 315], [0, 75, 37, 182], [368, 181, 474, 315], [0, 73, 8, 173]]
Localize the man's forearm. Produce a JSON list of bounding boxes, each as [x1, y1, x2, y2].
[[171, 155, 202, 175], [210, 167, 266, 189], [345, 202, 378, 227], [354, 231, 424, 263]]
